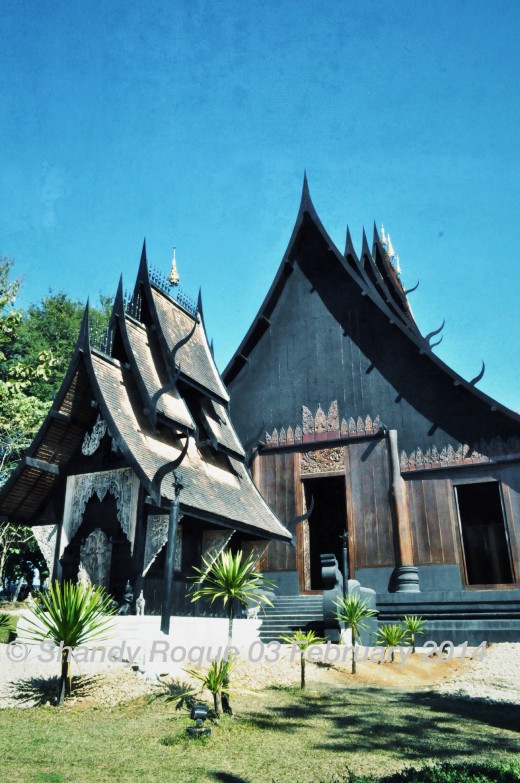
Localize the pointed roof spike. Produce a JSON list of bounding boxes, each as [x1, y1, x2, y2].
[[395, 254, 401, 275], [373, 221, 381, 247], [386, 234, 396, 259], [78, 300, 91, 352], [361, 227, 371, 257], [344, 226, 358, 260], [299, 170, 316, 215], [197, 287, 205, 329], [140, 238, 147, 264], [381, 223, 387, 245]]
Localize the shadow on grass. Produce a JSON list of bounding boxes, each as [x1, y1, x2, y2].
[[6, 674, 105, 706], [247, 684, 520, 762], [212, 773, 252, 783]]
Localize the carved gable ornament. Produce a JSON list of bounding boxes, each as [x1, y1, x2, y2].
[[60, 468, 140, 558], [265, 401, 381, 449], [81, 414, 107, 456]]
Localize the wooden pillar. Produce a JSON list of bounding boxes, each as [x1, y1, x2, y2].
[[387, 430, 420, 593]]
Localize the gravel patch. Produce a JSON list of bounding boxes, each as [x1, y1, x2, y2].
[[0, 642, 163, 708], [432, 642, 520, 705], [2, 639, 520, 709]]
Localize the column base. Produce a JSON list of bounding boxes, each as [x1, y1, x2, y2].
[[395, 565, 420, 593]]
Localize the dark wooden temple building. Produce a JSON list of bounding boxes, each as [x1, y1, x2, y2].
[[223, 176, 520, 642], [0, 247, 291, 615]]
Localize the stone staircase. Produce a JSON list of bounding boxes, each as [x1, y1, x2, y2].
[[258, 595, 324, 642]]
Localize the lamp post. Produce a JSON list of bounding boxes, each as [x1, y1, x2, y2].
[[339, 530, 349, 597], [161, 472, 183, 635]]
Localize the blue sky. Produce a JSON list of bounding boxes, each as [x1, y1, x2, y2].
[[1, 1, 520, 411]]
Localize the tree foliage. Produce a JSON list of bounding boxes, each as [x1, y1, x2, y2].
[[0, 257, 111, 587]]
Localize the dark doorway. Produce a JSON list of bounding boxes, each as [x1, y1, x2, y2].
[[455, 482, 514, 585], [304, 476, 347, 590], [61, 493, 132, 601]]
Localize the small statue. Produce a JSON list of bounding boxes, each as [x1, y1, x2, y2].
[[136, 590, 145, 616], [77, 564, 91, 588], [118, 580, 134, 615]]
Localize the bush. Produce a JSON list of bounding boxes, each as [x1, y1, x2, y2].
[[378, 762, 520, 783], [342, 762, 520, 783]]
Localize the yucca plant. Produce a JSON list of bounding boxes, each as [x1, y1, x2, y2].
[[280, 629, 325, 689], [402, 615, 427, 653], [186, 658, 236, 715], [190, 550, 274, 647], [334, 594, 377, 674], [23, 580, 116, 705], [377, 623, 408, 662]]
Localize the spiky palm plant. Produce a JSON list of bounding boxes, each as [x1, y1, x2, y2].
[[23, 581, 116, 705], [335, 595, 377, 674], [190, 550, 274, 647], [376, 623, 408, 662], [0, 611, 13, 642], [280, 629, 325, 689], [186, 658, 236, 715], [402, 615, 427, 653], [0, 611, 11, 629]]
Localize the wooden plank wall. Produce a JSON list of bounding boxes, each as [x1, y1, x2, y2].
[[254, 451, 300, 572], [344, 439, 395, 569], [406, 475, 459, 565]]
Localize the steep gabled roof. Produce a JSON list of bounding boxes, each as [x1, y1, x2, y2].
[[223, 176, 520, 428], [134, 245, 229, 403], [0, 255, 290, 542]]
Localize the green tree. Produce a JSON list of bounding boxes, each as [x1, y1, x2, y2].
[[190, 549, 274, 648], [335, 594, 377, 674], [402, 615, 427, 654], [186, 658, 236, 715], [4, 290, 111, 401], [190, 549, 274, 714], [280, 629, 325, 689], [23, 580, 116, 705], [376, 623, 408, 662]]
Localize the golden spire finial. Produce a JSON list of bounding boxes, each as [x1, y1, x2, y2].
[[386, 234, 396, 259], [381, 223, 387, 246], [169, 246, 180, 287]]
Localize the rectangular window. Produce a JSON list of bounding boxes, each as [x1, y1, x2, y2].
[[455, 482, 514, 586]]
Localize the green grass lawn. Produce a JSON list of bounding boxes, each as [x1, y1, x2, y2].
[[1, 684, 519, 783]]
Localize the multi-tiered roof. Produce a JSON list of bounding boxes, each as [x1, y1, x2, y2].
[[0, 244, 291, 543]]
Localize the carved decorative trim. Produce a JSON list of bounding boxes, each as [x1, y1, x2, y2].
[[241, 539, 270, 566], [301, 446, 344, 476], [400, 435, 520, 472], [143, 514, 183, 575], [201, 528, 234, 568], [32, 524, 58, 577], [81, 414, 107, 456], [265, 401, 381, 449], [302, 518, 311, 590], [60, 468, 140, 558]]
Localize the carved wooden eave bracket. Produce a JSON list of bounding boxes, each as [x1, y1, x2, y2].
[[263, 400, 382, 450]]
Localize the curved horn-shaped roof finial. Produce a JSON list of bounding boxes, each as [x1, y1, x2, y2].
[[469, 361, 486, 386], [425, 319, 445, 346], [404, 280, 420, 295]]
